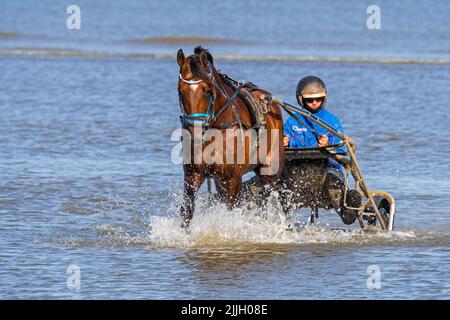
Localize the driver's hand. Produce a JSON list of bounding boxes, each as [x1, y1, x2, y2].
[[318, 134, 329, 147], [283, 135, 289, 147]]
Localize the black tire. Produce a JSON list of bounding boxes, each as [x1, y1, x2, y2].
[[368, 198, 391, 229]]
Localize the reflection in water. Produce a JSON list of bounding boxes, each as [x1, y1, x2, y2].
[[182, 246, 288, 273], [178, 246, 291, 288]]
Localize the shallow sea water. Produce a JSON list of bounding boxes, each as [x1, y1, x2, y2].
[[0, 0, 449, 299]]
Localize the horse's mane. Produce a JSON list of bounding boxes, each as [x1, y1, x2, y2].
[[194, 46, 213, 64], [189, 46, 214, 81]]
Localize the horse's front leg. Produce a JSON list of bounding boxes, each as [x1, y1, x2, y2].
[[180, 169, 205, 229]]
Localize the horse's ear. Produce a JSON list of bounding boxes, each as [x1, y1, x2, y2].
[[177, 49, 185, 67], [199, 50, 209, 68]]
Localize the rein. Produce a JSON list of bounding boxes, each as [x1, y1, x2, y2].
[[283, 105, 322, 144]]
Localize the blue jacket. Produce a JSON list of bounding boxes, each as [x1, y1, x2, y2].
[[283, 108, 347, 170]]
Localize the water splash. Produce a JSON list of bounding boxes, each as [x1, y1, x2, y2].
[[146, 194, 419, 249], [61, 189, 443, 250]]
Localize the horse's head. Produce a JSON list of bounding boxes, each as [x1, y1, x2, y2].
[[177, 46, 218, 128]]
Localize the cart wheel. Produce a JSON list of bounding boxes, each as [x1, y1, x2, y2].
[[367, 198, 392, 229]]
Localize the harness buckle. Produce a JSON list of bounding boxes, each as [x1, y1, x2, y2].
[[259, 93, 272, 114]]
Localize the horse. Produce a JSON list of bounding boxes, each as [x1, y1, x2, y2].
[[176, 46, 285, 228]]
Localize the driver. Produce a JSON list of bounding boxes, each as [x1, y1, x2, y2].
[[283, 76, 360, 224], [283, 76, 345, 170]]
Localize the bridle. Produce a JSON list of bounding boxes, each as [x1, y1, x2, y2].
[[178, 63, 245, 129]]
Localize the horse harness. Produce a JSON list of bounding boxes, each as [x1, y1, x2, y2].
[[178, 65, 267, 132]]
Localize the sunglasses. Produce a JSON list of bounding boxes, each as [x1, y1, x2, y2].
[[304, 97, 324, 104]]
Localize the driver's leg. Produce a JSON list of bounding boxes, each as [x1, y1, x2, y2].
[[324, 168, 345, 209], [325, 168, 359, 225]]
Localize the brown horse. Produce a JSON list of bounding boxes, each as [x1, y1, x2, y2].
[[176, 46, 284, 228]]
